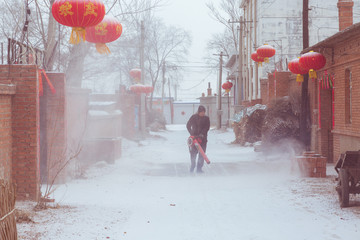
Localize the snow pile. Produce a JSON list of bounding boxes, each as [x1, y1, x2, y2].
[[232, 104, 267, 123]]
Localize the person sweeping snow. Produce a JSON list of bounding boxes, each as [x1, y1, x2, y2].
[[186, 105, 210, 173]]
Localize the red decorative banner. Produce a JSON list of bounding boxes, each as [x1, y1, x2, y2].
[[38, 69, 56, 95]]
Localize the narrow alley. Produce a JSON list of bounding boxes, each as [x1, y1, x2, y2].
[[17, 125, 360, 240]]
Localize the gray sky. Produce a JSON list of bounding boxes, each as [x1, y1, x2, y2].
[[157, 0, 225, 101]]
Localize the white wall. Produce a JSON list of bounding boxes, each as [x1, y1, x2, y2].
[[173, 102, 200, 124]]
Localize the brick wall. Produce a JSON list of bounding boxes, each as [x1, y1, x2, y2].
[[288, 74, 301, 94], [0, 65, 40, 200], [0, 66, 67, 200], [308, 35, 360, 163], [0, 84, 16, 181], [266, 71, 292, 103]]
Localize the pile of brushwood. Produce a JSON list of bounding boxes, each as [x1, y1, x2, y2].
[[233, 94, 301, 147], [262, 95, 301, 145], [233, 107, 266, 145]]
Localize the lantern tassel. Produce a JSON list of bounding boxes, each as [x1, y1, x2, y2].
[[95, 43, 111, 55], [69, 27, 86, 45], [264, 57, 269, 63], [296, 74, 304, 83], [309, 69, 317, 79]]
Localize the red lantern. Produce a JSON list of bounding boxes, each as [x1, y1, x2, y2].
[[251, 52, 265, 66], [222, 81, 233, 93], [52, 0, 105, 44], [299, 51, 326, 79], [130, 84, 145, 94], [85, 16, 123, 54], [130, 69, 141, 82], [288, 58, 308, 83], [257, 44, 276, 63], [251, 52, 264, 62], [144, 85, 154, 94]]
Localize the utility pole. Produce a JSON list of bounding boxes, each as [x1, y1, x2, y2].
[[161, 60, 165, 115], [168, 76, 173, 124], [254, 2, 258, 99], [140, 21, 146, 135], [300, 0, 311, 149], [215, 52, 227, 129], [228, 17, 245, 108], [174, 84, 178, 101], [238, 17, 244, 107]]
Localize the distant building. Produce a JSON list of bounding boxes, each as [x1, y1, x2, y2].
[[226, 0, 360, 110], [148, 97, 174, 124]]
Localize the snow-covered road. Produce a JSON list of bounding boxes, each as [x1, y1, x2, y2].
[[18, 125, 360, 239]]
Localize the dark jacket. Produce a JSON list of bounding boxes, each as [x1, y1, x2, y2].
[[186, 114, 210, 141]]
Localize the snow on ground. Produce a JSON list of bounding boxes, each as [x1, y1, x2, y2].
[[17, 125, 360, 240]]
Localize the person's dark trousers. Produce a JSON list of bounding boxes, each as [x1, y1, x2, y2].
[[189, 141, 207, 172]]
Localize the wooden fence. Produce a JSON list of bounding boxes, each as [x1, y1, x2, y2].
[[0, 180, 17, 240]]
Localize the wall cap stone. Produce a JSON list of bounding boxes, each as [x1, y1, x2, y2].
[[0, 83, 16, 95]]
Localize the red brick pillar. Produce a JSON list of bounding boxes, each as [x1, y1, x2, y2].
[[267, 73, 275, 102], [118, 92, 136, 139], [260, 78, 269, 105], [0, 65, 40, 201], [0, 84, 16, 182], [274, 72, 291, 98], [338, 0, 354, 31]]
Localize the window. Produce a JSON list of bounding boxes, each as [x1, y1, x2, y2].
[[345, 69, 352, 124]]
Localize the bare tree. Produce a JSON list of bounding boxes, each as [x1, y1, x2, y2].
[[0, 0, 24, 41], [0, 0, 168, 87], [0, 0, 71, 72], [205, 0, 242, 64], [66, 0, 168, 88], [144, 18, 191, 108], [81, 1, 191, 100]]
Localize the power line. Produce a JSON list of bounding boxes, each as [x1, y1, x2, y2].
[[179, 71, 214, 90], [177, 65, 216, 68]]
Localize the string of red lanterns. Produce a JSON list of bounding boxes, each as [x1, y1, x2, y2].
[[288, 51, 326, 83], [129, 69, 153, 95]]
